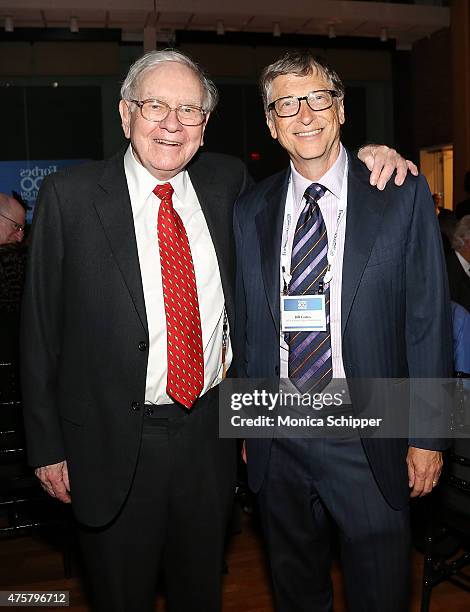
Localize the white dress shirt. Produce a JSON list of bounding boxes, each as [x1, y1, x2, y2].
[[124, 145, 232, 404], [280, 144, 348, 381]]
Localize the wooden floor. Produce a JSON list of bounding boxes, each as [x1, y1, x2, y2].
[[1, 511, 469, 611]]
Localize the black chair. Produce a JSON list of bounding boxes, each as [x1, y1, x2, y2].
[[420, 374, 470, 611], [0, 361, 74, 577]]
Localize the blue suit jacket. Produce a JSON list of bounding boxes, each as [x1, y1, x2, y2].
[[234, 151, 453, 510]]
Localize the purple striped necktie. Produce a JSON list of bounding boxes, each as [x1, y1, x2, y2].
[[288, 183, 333, 394]]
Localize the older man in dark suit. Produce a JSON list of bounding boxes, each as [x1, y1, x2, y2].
[[234, 51, 452, 611], [21, 49, 252, 612]]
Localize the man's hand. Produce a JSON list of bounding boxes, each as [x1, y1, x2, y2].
[[358, 145, 418, 190], [35, 460, 71, 504], [406, 447, 442, 498]]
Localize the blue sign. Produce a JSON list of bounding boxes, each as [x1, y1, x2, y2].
[[0, 159, 88, 224], [283, 297, 323, 311]]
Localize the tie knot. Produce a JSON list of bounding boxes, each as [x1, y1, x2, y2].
[[304, 183, 327, 204], [153, 182, 174, 202]]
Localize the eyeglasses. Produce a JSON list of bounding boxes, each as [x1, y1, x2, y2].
[[130, 99, 207, 126], [268, 90, 340, 118], [0, 212, 25, 232]]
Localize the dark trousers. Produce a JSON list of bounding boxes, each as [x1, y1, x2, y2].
[[78, 389, 236, 612], [258, 436, 410, 612]]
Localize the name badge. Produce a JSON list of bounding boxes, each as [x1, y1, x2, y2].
[[281, 295, 326, 332]]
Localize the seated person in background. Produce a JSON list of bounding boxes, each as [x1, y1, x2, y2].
[[447, 216, 470, 312], [451, 301, 470, 376]]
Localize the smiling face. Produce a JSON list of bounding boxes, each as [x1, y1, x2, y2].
[[266, 69, 344, 180], [119, 61, 209, 181]]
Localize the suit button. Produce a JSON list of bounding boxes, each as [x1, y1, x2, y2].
[[145, 406, 154, 417], [138, 341, 148, 351], [131, 401, 140, 411]]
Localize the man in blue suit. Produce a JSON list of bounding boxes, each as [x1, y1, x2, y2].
[[234, 51, 452, 611]]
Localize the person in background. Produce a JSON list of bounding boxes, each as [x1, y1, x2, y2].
[[447, 216, 470, 312], [432, 192, 443, 215], [0, 193, 26, 364], [0, 193, 25, 246], [451, 301, 470, 376]]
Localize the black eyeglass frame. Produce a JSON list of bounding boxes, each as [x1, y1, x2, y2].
[[0, 212, 25, 232], [130, 98, 207, 126], [267, 89, 340, 117]]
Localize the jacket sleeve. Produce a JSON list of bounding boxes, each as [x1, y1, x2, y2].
[[21, 174, 66, 467], [405, 175, 453, 450]]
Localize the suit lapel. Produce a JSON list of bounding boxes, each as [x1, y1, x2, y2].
[[341, 154, 387, 336], [188, 157, 236, 327], [255, 170, 289, 334], [94, 151, 148, 334]]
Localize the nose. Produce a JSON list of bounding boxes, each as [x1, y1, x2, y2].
[[158, 108, 182, 132], [298, 98, 315, 123]]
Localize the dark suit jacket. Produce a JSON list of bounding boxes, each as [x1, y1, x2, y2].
[[446, 250, 470, 312], [234, 152, 453, 510], [21, 148, 252, 527]]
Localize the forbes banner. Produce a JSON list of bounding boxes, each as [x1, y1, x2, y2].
[[0, 159, 88, 223]]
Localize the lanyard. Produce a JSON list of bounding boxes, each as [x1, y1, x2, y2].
[[281, 161, 348, 294], [282, 205, 346, 294], [322, 207, 346, 284]]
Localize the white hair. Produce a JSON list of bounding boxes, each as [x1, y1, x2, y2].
[[120, 48, 218, 112]]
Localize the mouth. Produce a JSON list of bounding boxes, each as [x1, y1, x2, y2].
[[153, 138, 182, 147], [295, 128, 323, 137]]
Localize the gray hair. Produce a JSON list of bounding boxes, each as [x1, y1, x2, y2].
[[260, 50, 345, 112], [451, 215, 470, 250], [120, 48, 218, 112]]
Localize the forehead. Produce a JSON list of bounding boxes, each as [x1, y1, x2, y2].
[[270, 69, 331, 100], [137, 62, 204, 102], [4, 199, 24, 220]]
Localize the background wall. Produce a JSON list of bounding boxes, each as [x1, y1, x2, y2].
[[0, 39, 397, 180]]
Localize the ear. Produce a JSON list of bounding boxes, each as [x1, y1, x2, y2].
[[338, 99, 345, 126], [199, 112, 211, 147], [119, 100, 132, 139], [266, 112, 278, 140]]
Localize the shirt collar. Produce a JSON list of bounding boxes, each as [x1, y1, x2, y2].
[[124, 144, 188, 203], [291, 143, 347, 212]]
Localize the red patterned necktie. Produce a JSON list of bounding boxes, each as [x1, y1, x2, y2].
[[154, 182, 204, 408]]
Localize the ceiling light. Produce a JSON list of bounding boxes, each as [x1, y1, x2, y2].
[[328, 24, 336, 39], [70, 16, 79, 33], [380, 27, 388, 42], [5, 16, 13, 33], [216, 20, 224, 36]]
